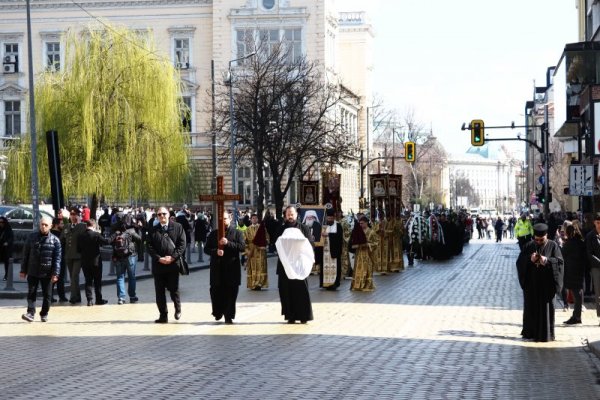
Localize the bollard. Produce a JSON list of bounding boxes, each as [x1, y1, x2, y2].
[[3, 257, 15, 291], [143, 249, 150, 271]]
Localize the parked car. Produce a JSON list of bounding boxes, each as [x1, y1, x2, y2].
[[0, 205, 55, 259]]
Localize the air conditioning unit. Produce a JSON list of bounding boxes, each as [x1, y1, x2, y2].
[[3, 55, 17, 63], [3, 64, 16, 73]]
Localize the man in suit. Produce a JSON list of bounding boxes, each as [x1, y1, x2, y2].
[[204, 211, 245, 324], [146, 206, 187, 323], [61, 207, 87, 304]]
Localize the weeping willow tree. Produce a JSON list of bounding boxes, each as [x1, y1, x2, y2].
[[5, 23, 190, 204]]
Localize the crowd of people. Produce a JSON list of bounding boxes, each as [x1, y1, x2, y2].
[[513, 210, 600, 342], [17, 200, 600, 337]]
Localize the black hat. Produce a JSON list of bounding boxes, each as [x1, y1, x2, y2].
[[326, 208, 335, 217], [533, 223, 548, 236]]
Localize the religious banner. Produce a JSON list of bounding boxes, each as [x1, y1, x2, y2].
[[388, 174, 402, 219], [322, 172, 342, 213], [369, 174, 388, 221], [300, 180, 319, 205]]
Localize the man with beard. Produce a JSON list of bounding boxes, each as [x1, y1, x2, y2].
[[321, 208, 344, 290], [204, 211, 245, 324], [276, 206, 314, 324], [516, 223, 564, 342]]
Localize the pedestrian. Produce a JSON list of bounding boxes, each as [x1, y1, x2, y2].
[[0, 216, 14, 281], [110, 213, 142, 305], [321, 208, 344, 290], [194, 213, 210, 262], [585, 215, 600, 326], [205, 211, 246, 323], [494, 217, 504, 243], [60, 207, 87, 304], [562, 224, 586, 325], [244, 213, 269, 290], [77, 219, 111, 306], [146, 206, 186, 323], [275, 206, 314, 324], [20, 217, 62, 323], [516, 223, 564, 342], [350, 216, 378, 291], [514, 213, 534, 250], [50, 217, 68, 302]]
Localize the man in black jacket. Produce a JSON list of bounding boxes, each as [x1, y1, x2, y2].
[[77, 220, 111, 306], [20, 217, 62, 322], [147, 206, 186, 323], [204, 211, 245, 324]]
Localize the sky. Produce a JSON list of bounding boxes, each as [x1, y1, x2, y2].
[[338, 0, 579, 159]]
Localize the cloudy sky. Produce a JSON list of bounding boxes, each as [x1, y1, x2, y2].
[[337, 0, 579, 158]]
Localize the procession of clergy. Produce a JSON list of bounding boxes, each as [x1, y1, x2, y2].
[[243, 206, 413, 295]]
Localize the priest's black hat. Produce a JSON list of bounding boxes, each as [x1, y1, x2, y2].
[[533, 223, 548, 236], [326, 207, 335, 217]]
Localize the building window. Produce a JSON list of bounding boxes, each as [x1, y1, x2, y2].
[[262, 0, 275, 10], [181, 96, 192, 132], [4, 101, 21, 136], [45, 42, 60, 72], [238, 167, 252, 205], [174, 38, 190, 69], [236, 29, 254, 64], [283, 28, 302, 63], [3, 43, 19, 73], [258, 29, 279, 57]]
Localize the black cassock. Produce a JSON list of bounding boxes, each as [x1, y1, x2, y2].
[[276, 222, 314, 322], [516, 240, 564, 342], [204, 226, 245, 321]]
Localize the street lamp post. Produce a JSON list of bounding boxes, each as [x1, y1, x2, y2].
[[226, 52, 255, 225]]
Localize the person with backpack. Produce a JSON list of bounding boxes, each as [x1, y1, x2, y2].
[[110, 213, 142, 305]]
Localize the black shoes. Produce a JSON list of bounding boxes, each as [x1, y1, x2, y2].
[[214, 314, 223, 321], [175, 311, 181, 320], [87, 300, 93, 306], [287, 320, 296, 324], [130, 297, 139, 304], [564, 317, 582, 325], [225, 318, 233, 324], [155, 317, 168, 324], [300, 320, 307, 324], [59, 297, 69, 302], [96, 299, 108, 305]]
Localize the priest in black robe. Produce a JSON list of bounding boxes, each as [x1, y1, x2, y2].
[[205, 212, 246, 324], [516, 223, 564, 342], [320, 208, 344, 290], [276, 206, 314, 324]]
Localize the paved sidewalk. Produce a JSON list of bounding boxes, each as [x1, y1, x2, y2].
[[0, 249, 211, 299], [3, 239, 600, 399]]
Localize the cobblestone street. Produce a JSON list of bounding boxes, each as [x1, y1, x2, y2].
[[2, 239, 600, 399]]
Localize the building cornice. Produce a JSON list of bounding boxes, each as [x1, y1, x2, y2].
[[0, 0, 210, 10]]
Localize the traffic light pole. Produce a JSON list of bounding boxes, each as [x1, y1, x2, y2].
[[461, 120, 550, 216]]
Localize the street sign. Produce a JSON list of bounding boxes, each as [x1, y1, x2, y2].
[[569, 165, 594, 196]]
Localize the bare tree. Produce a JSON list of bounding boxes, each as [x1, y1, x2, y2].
[[214, 41, 355, 218]]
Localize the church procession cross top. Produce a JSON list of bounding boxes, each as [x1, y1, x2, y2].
[[198, 176, 241, 250]]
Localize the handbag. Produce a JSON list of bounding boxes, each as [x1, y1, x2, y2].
[[164, 233, 189, 275]]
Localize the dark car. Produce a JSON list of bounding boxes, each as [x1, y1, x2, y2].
[[0, 205, 55, 259]]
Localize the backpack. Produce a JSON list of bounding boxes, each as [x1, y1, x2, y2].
[[113, 231, 131, 258]]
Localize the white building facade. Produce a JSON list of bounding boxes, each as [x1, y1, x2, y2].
[[0, 0, 373, 212]]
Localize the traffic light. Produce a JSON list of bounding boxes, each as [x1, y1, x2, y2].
[[471, 119, 484, 146], [405, 141, 416, 162], [537, 191, 545, 204]]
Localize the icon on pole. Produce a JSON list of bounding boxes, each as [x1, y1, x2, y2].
[[470, 119, 485, 146], [404, 141, 416, 162]]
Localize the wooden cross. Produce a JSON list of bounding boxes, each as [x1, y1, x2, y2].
[[199, 176, 241, 249]]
